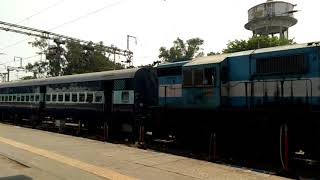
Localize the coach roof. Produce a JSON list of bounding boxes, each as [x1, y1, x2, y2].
[[0, 68, 140, 88], [184, 42, 318, 67]]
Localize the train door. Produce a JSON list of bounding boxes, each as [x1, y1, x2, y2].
[[211, 66, 220, 108], [39, 86, 46, 111], [201, 66, 221, 108], [103, 80, 113, 113]]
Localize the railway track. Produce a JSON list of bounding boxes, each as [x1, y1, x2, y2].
[[1, 119, 319, 180]]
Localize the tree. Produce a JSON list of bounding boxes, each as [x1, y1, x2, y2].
[[28, 38, 65, 77], [25, 61, 49, 78], [20, 76, 35, 80], [222, 36, 295, 53], [158, 37, 204, 62], [64, 41, 124, 75], [27, 38, 124, 77], [207, 52, 221, 56]]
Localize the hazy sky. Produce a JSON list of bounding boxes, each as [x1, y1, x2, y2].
[[0, 0, 319, 79]]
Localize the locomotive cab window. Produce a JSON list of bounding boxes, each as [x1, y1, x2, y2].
[[183, 69, 192, 86], [204, 68, 216, 86], [193, 69, 203, 86]]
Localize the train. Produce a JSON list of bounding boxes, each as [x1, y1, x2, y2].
[[0, 41, 320, 171]]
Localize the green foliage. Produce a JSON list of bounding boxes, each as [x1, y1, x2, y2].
[[207, 52, 221, 56], [159, 37, 204, 62], [20, 76, 35, 80], [27, 39, 124, 78], [25, 61, 49, 78], [222, 36, 295, 53]]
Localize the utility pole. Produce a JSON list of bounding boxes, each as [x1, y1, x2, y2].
[[126, 35, 137, 67], [6, 66, 24, 82], [14, 56, 23, 68]]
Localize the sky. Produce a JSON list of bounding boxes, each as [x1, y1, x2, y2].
[[0, 0, 319, 80]]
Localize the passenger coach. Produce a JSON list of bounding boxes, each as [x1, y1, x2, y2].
[[0, 68, 158, 139]]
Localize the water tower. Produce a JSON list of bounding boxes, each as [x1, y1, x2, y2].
[[245, 0, 298, 39]]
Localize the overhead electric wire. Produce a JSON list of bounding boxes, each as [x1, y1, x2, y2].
[[0, 0, 128, 52], [15, 0, 65, 25], [0, 0, 128, 71], [0, 0, 65, 50]]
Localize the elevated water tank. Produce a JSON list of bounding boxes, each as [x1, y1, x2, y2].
[[245, 0, 298, 39]]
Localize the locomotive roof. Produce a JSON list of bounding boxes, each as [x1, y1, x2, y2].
[[157, 60, 189, 68], [0, 68, 140, 88], [185, 42, 319, 67]]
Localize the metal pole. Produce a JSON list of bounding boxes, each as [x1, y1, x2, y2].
[[127, 35, 129, 50], [113, 49, 116, 70], [7, 68, 9, 82]]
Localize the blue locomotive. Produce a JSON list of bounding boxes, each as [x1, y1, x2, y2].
[[156, 42, 320, 168]]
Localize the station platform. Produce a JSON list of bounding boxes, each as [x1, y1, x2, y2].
[[0, 123, 290, 180]]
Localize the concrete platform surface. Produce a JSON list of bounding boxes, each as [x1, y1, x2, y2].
[[0, 123, 290, 180]]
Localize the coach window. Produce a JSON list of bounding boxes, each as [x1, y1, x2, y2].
[[9, 95, 12, 102], [1, 96, 4, 102], [183, 69, 193, 86], [35, 94, 40, 102], [52, 94, 57, 102], [58, 94, 63, 102], [30, 95, 35, 102], [17, 95, 20, 102], [26, 95, 30, 102], [21, 95, 25, 102], [13, 95, 17, 102], [64, 93, 70, 102], [86, 93, 93, 103], [46, 94, 51, 102], [193, 69, 203, 87], [95, 94, 103, 103], [79, 93, 85, 102], [72, 93, 78, 102], [122, 91, 129, 103]]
